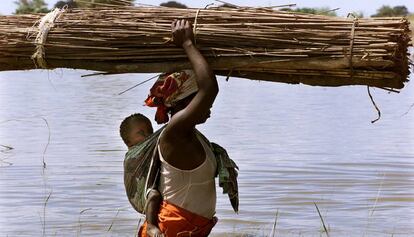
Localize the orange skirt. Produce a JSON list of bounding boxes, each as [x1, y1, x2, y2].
[[139, 201, 217, 237]]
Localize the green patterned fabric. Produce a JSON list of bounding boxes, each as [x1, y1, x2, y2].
[[123, 127, 239, 214], [211, 142, 239, 213], [123, 127, 164, 213]]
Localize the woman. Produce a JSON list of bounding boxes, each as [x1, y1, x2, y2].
[[141, 19, 219, 236]]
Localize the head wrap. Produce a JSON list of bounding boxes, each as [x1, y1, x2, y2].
[[145, 70, 198, 124]]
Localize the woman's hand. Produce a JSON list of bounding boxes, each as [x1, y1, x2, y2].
[[171, 19, 194, 47]]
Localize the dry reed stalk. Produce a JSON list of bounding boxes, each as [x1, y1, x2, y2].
[[0, 6, 411, 90]]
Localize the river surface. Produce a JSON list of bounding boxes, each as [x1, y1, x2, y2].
[[0, 69, 413, 237]]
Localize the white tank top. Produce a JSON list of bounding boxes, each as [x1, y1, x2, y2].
[[158, 133, 217, 219]]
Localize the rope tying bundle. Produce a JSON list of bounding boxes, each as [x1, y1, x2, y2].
[[193, 9, 201, 45], [31, 7, 66, 69], [347, 14, 359, 78]]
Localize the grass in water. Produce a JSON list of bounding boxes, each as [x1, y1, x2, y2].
[[40, 117, 50, 170], [0, 144, 13, 150], [314, 202, 330, 237], [269, 209, 279, 237], [107, 209, 121, 232], [41, 191, 52, 237], [77, 208, 92, 236]]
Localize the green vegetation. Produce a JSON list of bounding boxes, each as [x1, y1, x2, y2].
[[75, 0, 134, 8], [280, 7, 338, 17], [14, 0, 136, 14], [14, 0, 49, 14], [371, 5, 410, 17], [160, 1, 187, 9], [54, 0, 77, 8]]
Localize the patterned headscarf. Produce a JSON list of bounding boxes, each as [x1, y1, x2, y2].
[[145, 70, 198, 124]]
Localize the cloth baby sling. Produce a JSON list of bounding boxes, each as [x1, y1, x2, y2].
[[123, 126, 239, 214]]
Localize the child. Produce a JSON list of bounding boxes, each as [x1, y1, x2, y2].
[[120, 113, 165, 237]]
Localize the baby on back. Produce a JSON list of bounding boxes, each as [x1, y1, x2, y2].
[[120, 113, 164, 237]]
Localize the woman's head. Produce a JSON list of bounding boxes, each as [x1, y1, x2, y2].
[[145, 70, 198, 124], [120, 113, 153, 148]]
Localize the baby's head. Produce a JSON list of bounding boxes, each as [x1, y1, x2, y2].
[[120, 113, 153, 148]]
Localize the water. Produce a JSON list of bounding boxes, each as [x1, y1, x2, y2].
[[0, 69, 413, 237]]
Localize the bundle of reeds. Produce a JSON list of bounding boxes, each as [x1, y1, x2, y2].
[[0, 5, 411, 89]]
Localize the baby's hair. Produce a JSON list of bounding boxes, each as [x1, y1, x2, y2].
[[120, 113, 152, 145]]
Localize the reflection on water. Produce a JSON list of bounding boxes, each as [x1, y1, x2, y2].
[[0, 69, 413, 237]]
